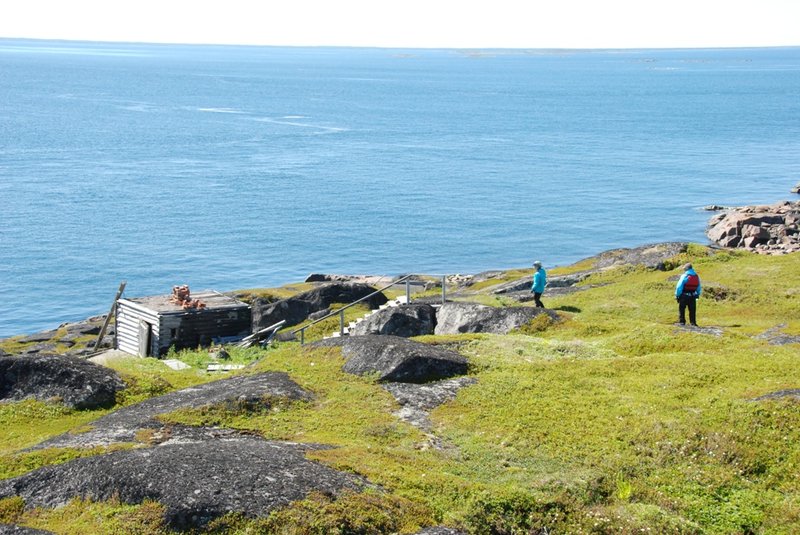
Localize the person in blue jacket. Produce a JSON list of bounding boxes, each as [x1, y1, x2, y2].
[[531, 260, 547, 308], [675, 263, 702, 326]]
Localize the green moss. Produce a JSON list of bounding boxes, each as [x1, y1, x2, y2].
[[0, 400, 112, 455], [207, 490, 434, 534], [16, 497, 169, 535]]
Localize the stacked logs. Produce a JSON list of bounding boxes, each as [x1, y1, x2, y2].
[[169, 285, 206, 309]]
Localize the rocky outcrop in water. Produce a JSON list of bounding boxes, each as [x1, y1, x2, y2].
[[706, 201, 800, 254], [0, 354, 125, 409]]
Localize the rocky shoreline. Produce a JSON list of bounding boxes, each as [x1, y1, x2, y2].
[[706, 200, 800, 254]]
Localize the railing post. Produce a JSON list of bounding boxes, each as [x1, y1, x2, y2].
[[442, 275, 447, 304], [340, 310, 345, 336], [405, 279, 410, 304], [300, 329, 305, 345]]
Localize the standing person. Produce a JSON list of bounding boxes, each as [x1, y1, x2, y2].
[[531, 260, 547, 308], [675, 263, 702, 326]]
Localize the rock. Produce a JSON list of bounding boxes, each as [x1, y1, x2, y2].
[[706, 201, 800, 254], [61, 320, 102, 336], [0, 354, 125, 409], [594, 242, 689, 270], [434, 302, 558, 335], [16, 331, 59, 344], [704, 205, 728, 211], [318, 335, 468, 383], [791, 182, 800, 194], [251, 283, 388, 330], [415, 528, 468, 535], [34, 371, 311, 449], [382, 377, 477, 431], [0, 525, 56, 534], [752, 389, 800, 402], [755, 325, 800, 346], [0, 435, 366, 529], [307, 308, 331, 321], [208, 346, 230, 360], [17, 344, 58, 356], [349, 304, 437, 337], [304, 274, 388, 284]]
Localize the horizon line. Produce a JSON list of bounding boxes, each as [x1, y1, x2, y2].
[[2, 36, 799, 53]]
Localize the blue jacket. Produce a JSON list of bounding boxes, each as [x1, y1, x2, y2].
[[675, 269, 702, 298], [531, 268, 547, 293]]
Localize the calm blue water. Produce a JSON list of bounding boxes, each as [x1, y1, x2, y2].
[[1, 40, 799, 337]]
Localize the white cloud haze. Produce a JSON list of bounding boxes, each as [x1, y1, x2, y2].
[[1, 0, 798, 48]]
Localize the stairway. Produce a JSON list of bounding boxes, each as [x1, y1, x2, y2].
[[324, 295, 409, 339]]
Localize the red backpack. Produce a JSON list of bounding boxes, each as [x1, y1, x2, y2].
[[683, 274, 699, 293]]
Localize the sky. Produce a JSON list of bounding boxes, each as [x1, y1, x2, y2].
[[1, 0, 799, 49]]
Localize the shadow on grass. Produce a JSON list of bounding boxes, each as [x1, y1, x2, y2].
[[553, 305, 581, 313]]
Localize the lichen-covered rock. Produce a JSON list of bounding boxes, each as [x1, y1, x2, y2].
[[35, 372, 311, 449], [434, 303, 558, 335], [319, 335, 468, 383], [0, 435, 365, 529], [251, 283, 388, 330], [349, 304, 437, 337], [383, 377, 477, 431], [0, 354, 125, 409]]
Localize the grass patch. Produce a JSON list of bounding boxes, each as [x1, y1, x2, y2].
[[0, 400, 111, 455], [12, 497, 169, 535]]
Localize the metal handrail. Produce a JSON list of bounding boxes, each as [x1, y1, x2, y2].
[[292, 274, 417, 344]]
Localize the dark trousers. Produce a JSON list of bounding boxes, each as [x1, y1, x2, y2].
[[533, 292, 544, 308], [678, 293, 697, 325]]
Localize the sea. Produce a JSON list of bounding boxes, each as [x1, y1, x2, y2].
[[1, 39, 799, 337]]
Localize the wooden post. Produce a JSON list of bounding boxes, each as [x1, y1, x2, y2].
[[94, 281, 127, 351]]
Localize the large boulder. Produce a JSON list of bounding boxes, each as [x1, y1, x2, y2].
[[0, 354, 125, 409], [319, 335, 468, 383], [349, 304, 437, 337], [35, 372, 311, 449], [434, 302, 557, 335], [251, 283, 388, 330], [0, 434, 365, 529]]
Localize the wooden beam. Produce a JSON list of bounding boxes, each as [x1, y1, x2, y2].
[[94, 281, 127, 351]]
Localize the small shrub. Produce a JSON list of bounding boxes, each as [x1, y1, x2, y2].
[[517, 314, 556, 335], [462, 489, 578, 535], [258, 490, 433, 534], [0, 496, 25, 523]]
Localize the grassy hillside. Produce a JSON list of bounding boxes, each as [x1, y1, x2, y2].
[[2, 245, 800, 534]]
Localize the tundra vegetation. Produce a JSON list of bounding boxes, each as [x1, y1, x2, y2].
[[1, 244, 799, 534]]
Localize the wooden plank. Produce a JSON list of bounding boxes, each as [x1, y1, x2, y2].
[[94, 281, 126, 351]]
